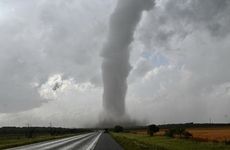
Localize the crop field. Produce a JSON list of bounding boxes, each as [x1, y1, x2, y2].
[[111, 132, 230, 150], [187, 127, 230, 142], [129, 126, 230, 142]]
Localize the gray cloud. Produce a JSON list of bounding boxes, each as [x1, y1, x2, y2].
[[127, 0, 230, 124], [0, 0, 112, 113], [135, 0, 230, 51]]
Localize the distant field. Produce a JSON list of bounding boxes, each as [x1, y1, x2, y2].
[[130, 126, 230, 142], [111, 132, 230, 150], [187, 127, 230, 142], [0, 134, 75, 150]]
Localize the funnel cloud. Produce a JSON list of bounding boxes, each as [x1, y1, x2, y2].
[[101, 0, 154, 123]]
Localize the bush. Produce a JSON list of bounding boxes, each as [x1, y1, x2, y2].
[[182, 131, 193, 138], [225, 139, 230, 145], [164, 128, 192, 138], [114, 125, 124, 133], [147, 124, 159, 136], [164, 129, 175, 137]]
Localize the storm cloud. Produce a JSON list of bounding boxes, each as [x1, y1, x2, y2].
[[0, 0, 230, 127]]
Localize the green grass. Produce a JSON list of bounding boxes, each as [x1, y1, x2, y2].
[[111, 133, 230, 150], [0, 134, 76, 150]]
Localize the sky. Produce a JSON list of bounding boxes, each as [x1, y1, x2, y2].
[[0, 0, 230, 127]]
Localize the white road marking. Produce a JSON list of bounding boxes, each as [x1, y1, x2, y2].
[[86, 131, 103, 150], [6, 132, 98, 150]]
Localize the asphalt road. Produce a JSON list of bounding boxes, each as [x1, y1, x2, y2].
[[7, 131, 102, 150], [6, 131, 124, 150], [94, 133, 124, 150]]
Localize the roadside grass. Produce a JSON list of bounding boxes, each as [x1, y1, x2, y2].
[[0, 134, 76, 150], [111, 132, 230, 150]]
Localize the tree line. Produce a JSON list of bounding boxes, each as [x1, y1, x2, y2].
[[0, 126, 92, 138]]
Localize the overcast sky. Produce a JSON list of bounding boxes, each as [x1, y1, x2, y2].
[[0, 0, 230, 127]]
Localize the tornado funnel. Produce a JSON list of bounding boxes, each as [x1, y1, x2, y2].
[[101, 0, 154, 122]]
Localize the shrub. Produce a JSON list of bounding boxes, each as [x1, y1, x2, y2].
[[182, 131, 193, 138], [225, 139, 230, 145], [164, 128, 192, 138], [114, 125, 124, 133], [147, 124, 159, 136], [164, 129, 175, 137]]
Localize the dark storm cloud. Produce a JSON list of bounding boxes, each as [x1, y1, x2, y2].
[[137, 0, 230, 50]]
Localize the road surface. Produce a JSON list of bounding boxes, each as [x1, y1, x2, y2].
[[7, 132, 102, 150], [7, 131, 123, 150], [94, 133, 123, 150]]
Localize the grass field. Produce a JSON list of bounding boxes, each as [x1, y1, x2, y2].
[[0, 134, 75, 150], [111, 132, 230, 150]]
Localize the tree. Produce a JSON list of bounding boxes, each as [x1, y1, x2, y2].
[[25, 127, 35, 138], [147, 124, 159, 136], [176, 128, 185, 138], [114, 125, 124, 133]]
